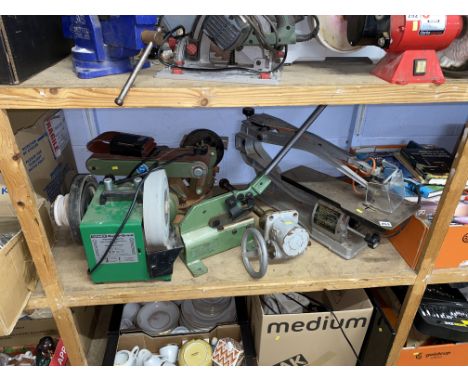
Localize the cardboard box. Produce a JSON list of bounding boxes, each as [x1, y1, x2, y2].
[[397, 328, 468, 366], [390, 216, 468, 270], [116, 324, 242, 365], [248, 289, 373, 366], [0, 222, 37, 336], [0, 306, 99, 366], [0, 16, 71, 85], [0, 200, 54, 336], [0, 109, 77, 216], [0, 318, 58, 349], [434, 224, 468, 269], [0, 318, 67, 366], [398, 342, 468, 366]]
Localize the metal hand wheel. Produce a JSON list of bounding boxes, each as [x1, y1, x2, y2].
[[241, 227, 269, 279]]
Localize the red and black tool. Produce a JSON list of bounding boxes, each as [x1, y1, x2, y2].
[[347, 15, 464, 84]]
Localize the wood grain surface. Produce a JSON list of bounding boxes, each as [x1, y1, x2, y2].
[[0, 58, 466, 108]]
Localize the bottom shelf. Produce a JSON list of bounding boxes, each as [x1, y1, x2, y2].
[[28, 229, 416, 309]]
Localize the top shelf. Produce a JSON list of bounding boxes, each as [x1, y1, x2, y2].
[[1, 57, 467, 109]]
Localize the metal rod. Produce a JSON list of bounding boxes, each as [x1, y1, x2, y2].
[[260, 105, 327, 177], [115, 41, 154, 106]]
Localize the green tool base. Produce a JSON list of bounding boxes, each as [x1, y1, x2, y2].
[[90, 272, 172, 284], [185, 260, 209, 278]]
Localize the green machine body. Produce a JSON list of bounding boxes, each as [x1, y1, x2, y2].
[[80, 184, 180, 283]]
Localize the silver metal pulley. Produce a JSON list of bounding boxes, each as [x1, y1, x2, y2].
[[241, 210, 309, 278], [51, 174, 98, 244]]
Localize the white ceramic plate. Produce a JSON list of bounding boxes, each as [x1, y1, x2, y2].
[[136, 301, 180, 335], [180, 298, 236, 330]]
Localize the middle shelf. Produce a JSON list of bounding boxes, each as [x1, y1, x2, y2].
[[27, 230, 417, 309]]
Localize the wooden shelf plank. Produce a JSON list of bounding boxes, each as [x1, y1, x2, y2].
[[47, 230, 416, 308], [0, 58, 466, 109], [26, 288, 47, 310], [429, 267, 468, 284]]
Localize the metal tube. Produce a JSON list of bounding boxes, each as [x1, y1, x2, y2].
[[115, 41, 154, 106], [261, 105, 327, 177]]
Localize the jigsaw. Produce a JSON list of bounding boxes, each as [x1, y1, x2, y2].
[[235, 108, 419, 260]]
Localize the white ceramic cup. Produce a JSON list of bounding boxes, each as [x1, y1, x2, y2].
[[114, 346, 139, 366], [122, 303, 141, 322], [171, 326, 189, 334], [143, 354, 166, 366], [162, 360, 176, 366], [136, 348, 153, 366], [120, 318, 134, 330], [159, 344, 179, 364]]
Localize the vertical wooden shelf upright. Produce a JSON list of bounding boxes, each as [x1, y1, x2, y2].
[[0, 59, 467, 365]]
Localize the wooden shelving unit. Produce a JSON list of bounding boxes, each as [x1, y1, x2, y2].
[[0, 57, 467, 365], [26, 231, 416, 309]]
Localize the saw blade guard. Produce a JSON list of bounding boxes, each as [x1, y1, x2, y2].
[[365, 162, 406, 214]]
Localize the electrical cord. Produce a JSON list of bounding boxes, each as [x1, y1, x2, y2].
[[157, 18, 288, 74], [296, 15, 320, 42], [260, 296, 280, 315], [88, 150, 199, 274], [87, 179, 143, 275], [259, 291, 361, 363], [282, 293, 318, 312], [295, 292, 361, 363]]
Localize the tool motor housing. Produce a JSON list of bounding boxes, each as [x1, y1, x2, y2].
[[80, 183, 179, 283], [347, 15, 463, 84]]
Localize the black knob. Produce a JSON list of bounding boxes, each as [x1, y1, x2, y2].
[[365, 233, 381, 249], [219, 178, 235, 191], [242, 107, 255, 117]]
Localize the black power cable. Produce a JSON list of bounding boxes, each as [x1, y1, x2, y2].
[[157, 18, 288, 75], [260, 292, 361, 363], [295, 292, 361, 363]]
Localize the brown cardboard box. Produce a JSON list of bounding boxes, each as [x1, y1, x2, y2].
[[248, 289, 373, 366], [0, 200, 54, 336], [116, 324, 241, 365], [0, 318, 58, 349], [0, 306, 99, 353], [390, 215, 468, 270], [0, 222, 37, 336], [0, 109, 77, 216]]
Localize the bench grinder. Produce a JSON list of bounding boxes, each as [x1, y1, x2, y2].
[[346, 15, 463, 84]]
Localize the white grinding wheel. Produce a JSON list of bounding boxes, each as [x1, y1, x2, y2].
[[143, 170, 171, 248], [316, 15, 362, 52]]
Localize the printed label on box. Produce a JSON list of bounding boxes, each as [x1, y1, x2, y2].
[[44, 112, 70, 159], [274, 354, 308, 366]]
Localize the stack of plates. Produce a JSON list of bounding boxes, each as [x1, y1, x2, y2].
[[136, 301, 180, 336], [180, 297, 237, 331]]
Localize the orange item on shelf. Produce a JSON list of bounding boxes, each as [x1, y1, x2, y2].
[[389, 216, 468, 270], [397, 342, 468, 366]]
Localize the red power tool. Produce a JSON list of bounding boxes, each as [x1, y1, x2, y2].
[[347, 15, 464, 84]]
